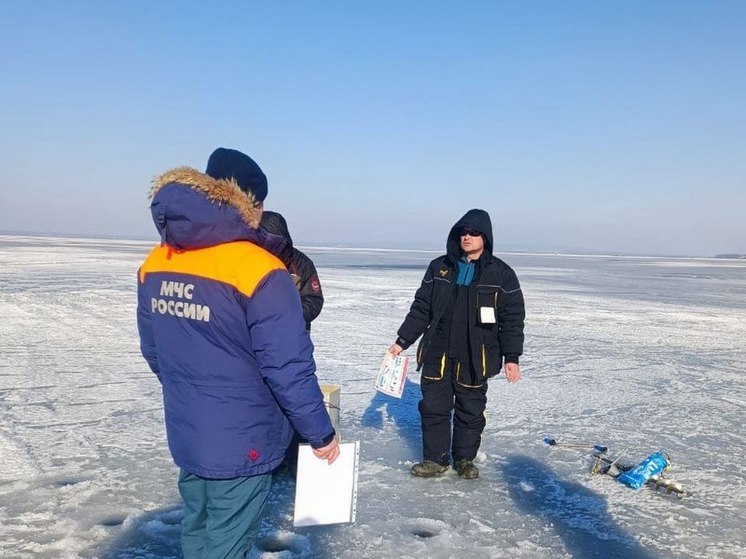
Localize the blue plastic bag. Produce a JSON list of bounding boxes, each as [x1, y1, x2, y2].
[[617, 451, 669, 489]]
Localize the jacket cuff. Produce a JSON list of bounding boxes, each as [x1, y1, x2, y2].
[[309, 430, 336, 449], [503, 354, 520, 365], [395, 336, 412, 350]]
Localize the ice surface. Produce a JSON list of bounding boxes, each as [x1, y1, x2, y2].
[[0, 236, 744, 558]]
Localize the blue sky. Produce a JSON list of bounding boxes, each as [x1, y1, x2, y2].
[[1, 1, 744, 256]]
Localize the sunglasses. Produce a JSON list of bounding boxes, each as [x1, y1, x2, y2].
[[460, 228, 482, 237]]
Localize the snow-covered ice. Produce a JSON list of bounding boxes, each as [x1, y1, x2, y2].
[[0, 235, 744, 558]]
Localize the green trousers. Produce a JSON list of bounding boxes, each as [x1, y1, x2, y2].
[[178, 469, 272, 559]]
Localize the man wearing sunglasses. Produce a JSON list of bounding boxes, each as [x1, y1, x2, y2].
[[389, 209, 525, 480]]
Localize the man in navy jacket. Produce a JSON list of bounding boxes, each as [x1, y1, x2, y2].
[[137, 148, 338, 558]]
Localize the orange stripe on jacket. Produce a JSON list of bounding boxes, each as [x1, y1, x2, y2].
[[138, 241, 285, 298]]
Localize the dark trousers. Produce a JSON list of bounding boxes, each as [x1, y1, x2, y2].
[[419, 362, 488, 466]]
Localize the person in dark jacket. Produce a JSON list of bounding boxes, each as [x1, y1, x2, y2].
[[260, 210, 326, 476], [389, 209, 525, 480], [260, 210, 323, 331], [137, 147, 339, 559]]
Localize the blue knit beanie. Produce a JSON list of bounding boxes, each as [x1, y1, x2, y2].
[[205, 147, 268, 201]]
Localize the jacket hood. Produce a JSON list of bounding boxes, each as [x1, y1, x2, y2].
[[446, 209, 494, 262], [149, 166, 279, 251], [260, 211, 293, 260]]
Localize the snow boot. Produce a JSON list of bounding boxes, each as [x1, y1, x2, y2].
[[455, 460, 479, 479], [411, 460, 449, 478]]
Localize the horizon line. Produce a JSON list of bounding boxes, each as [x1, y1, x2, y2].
[[0, 230, 741, 261]]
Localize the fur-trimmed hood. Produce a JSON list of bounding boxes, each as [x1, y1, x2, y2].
[[149, 167, 273, 251]]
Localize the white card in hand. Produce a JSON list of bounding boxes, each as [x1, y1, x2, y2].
[[375, 352, 409, 398]]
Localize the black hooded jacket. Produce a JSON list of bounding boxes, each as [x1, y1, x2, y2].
[[260, 211, 324, 330], [395, 209, 525, 387]]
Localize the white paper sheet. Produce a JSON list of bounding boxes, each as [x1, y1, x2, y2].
[[375, 351, 409, 398], [293, 441, 360, 527]]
